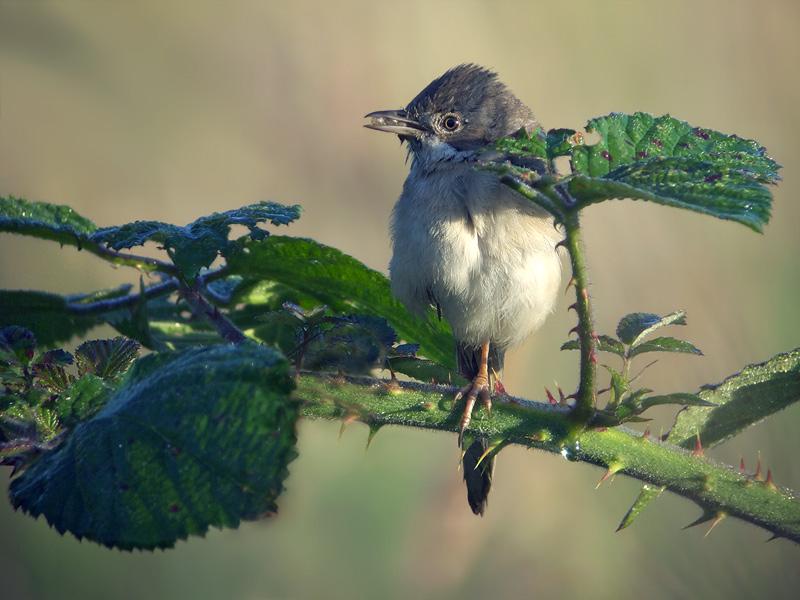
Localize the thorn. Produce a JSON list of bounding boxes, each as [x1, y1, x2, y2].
[[365, 423, 383, 451], [704, 512, 726, 537], [475, 439, 507, 469], [692, 433, 704, 457], [596, 461, 623, 489], [642, 428, 651, 440], [555, 238, 568, 251], [754, 452, 763, 480], [564, 276, 575, 295], [683, 511, 716, 530], [556, 383, 567, 405], [545, 387, 557, 405], [338, 413, 359, 439], [766, 534, 782, 543], [739, 457, 746, 474], [567, 302, 578, 312], [381, 378, 402, 395], [568, 325, 580, 337], [765, 468, 777, 491], [494, 379, 507, 395]]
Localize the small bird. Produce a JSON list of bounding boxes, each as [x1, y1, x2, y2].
[[365, 64, 562, 514]]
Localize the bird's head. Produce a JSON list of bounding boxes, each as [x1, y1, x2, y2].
[[365, 64, 537, 161]]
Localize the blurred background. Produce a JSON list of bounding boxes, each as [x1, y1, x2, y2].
[[1, 1, 798, 598]]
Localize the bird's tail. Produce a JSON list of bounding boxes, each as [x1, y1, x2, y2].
[[456, 341, 504, 516]]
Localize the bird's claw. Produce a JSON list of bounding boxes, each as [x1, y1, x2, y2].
[[455, 375, 492, 447]]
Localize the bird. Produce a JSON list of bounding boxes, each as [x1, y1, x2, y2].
[[365, 64, 563, 515]]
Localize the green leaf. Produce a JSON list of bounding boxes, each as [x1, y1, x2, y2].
[[0, 291, 100, 347], [627, 336, 702, 358], [639, 392, 713, 411], [9, 343, 298, 550], [565, 113, 780, 231], [54, 373, 111, 426], [91, 201, 301, 278], [561, 335, 625, 357], [75, 337, 140, 380], [668, 347, 800, 449], [0, 196, 96, 248], [616, 310, 686, 346], [625, 348, 800, 525], [226, 236, 456, 369]]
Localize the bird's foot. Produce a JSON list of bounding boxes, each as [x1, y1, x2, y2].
[[455, 374, 492, 447]]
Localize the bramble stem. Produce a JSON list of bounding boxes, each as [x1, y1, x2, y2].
[[563, 210, 597, 426], [295, 373, 800, 543], [179, 282, 247, 345]]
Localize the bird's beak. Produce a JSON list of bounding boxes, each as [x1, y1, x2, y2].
[[363, 109, 426, 137]]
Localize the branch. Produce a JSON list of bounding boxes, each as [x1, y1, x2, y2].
[[295, 373, 800, 543], [562, 210, 598, 426]]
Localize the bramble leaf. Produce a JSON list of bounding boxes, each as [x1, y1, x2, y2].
[[627, 336, 702, 358], [0, 291, 101, 347], [561, 335, 625, 357], [669, 347, 800, 449], [9, 343, 298, 550], [566, 113, 780, 231], [91, 201, 301, 277], [226, 236, 456, 369], [75, 337, 140, 380], [616, 310, 686, 346], [638, 392, 712, 411], [0, 196, 96, 247]]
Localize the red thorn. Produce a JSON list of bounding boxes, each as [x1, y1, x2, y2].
[[754, 454, 763, 481], [557, 385, 566, 403], [765, 468, 777, 490], [494, 379, 507, 395], [567, 302, 578, 312], [564, 276, 575, 295], [692, 433, 704, 457], [739, 457, 746, 474], [568, 325, 580, 336], [545, 387, 557, 405]]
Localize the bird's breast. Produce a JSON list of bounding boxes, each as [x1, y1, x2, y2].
[[389, 164, 563, 348]]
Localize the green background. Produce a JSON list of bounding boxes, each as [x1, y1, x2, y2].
[[1, 1, 798, 598]]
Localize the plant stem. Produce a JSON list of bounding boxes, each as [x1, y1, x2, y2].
[[563, 210, 597, 427], [179, 283, 246, 344], [295, 372, 800, 543]]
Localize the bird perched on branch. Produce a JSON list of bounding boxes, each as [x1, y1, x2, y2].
[[365, 64, 563, 515]]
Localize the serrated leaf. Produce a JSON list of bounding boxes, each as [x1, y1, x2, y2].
[[639, 392, 713, 411], [226, 236, 456, 369], [0, 291, 101, 347], [561, 335, 625, 357], [630, 348, 800, 522], [602, 365, 629, 406], [0, 196, 96, 247], [627, 336, 702, 358], [616, 310, 686, 346], [9, 343, 298, 550], [54, 373, 111, 426], [75, 337, 140, 381], [90, 201, 301, 278], [669, 347, 800, 449], [565, 113, 780, 231]]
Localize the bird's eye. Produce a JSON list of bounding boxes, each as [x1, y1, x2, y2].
[[440, 113, 462, 133]]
